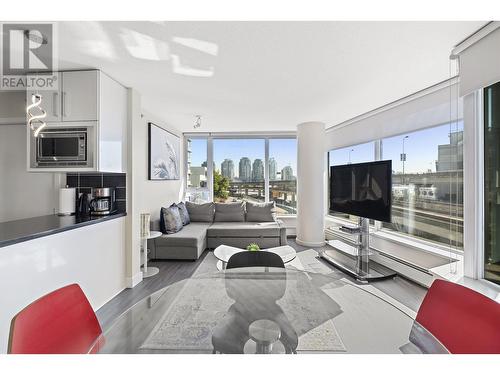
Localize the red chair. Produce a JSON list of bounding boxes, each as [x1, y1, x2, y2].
[[8, 284, 103, 354], [416, 279, 500, 354]]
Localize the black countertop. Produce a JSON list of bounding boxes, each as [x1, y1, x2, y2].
[[0, 212, 127, 248]]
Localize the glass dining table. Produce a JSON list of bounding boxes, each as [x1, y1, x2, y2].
[[94, 267, 448, 354]]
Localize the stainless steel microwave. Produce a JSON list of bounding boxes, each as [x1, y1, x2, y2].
[[30, 126, 94, 168]]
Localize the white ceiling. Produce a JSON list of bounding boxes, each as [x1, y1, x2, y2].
[[55, 21, 485, 132]]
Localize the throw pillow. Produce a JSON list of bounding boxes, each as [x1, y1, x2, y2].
[[246, 201, 276, 222], [214, 202, 245, 222], [176, 202, 191, 225], [160, 206, 183, 234], [185, 201, 215, 222]]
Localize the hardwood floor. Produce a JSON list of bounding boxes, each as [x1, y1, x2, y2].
[[288, 239, 427, 312], [96, 252, 210, 330], [96, 239, 428, 331]]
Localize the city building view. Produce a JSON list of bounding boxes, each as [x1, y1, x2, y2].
[[187, 138, 297, 214], [329, 123, 464, 249]]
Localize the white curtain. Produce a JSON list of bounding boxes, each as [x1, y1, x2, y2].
[[458, 26, 500, 96], [325, 80, 461, 151]]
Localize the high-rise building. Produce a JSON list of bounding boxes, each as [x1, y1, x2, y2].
[[252, 159, 264, 181], [239, 157, 252, 181], [201, 161, 216, 171], [268, 157, 277, 181], [436, 131, 464, 172], [281, 165, 294, 180], [189, 166, 207, 188], [221, 159, 235, 180]]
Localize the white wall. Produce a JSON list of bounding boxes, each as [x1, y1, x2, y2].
[[0, 217, 127, 353], [0, 124, 61, 223], [0, 91, 25, 125], [136, 110, 184, 222], [125, 89, 184, 287]]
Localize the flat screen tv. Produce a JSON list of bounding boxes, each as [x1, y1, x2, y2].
[[329, 160, 392, 223]]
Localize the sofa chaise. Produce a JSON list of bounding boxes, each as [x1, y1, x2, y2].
[[149, 201, 287, 260]]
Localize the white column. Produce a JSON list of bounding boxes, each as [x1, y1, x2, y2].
[[296, 121, 326, 247]]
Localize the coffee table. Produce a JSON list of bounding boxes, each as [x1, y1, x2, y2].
[[213, 245, 297, 270]]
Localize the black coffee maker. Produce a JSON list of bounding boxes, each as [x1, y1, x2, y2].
[[89, 187, 117, 216], [77, 192, 91, 217]]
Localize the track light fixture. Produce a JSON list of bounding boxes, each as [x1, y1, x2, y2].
[[194, 115, 202, 129]]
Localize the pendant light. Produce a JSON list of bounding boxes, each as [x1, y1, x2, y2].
[[27, 93, 47, 137]]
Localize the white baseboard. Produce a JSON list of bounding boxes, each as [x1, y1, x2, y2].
[[125, 272, 143, 288], [296, 237, 326, 247]]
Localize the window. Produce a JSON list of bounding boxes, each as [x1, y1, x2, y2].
[[327, 125, 464, 250], [329, 142, 375, 167], [269, 139, 297, 214], [328, 141, 375, 222], [484, 82, 500, 285], [213, 138, 266, 204], [186, 138, 210, 203], [381, 124, 463, 250], [185, 136, 297, 215]]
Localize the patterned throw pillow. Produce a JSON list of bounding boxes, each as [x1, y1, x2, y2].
[[160, 206, 183, 234], [176, 202, 191, 225]]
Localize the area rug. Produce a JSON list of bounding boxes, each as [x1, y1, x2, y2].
[[139, 254, 347, 352], [140, 276, 231, 351]]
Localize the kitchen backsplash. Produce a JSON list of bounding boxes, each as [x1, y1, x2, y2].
[[66, 173, 127, 213]]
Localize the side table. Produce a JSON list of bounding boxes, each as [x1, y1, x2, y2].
[[141, 231, 162, 278]]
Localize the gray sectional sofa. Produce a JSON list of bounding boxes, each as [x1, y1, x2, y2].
[[149, 201, 287, 260]]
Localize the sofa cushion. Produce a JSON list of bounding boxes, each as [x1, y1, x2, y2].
[[207, 221, 281, 237], [214, 202, 245, 222], [160, 206, 183, 234], [155, 222, 210, 248], [176, 202, 190, 225], [186, 201, 215, 222], [246, 201, 276, 222]]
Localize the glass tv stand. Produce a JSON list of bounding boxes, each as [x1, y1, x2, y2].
[[319, 217, 396, 282]]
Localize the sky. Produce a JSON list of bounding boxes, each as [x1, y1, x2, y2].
[[329, 122, 463, 174], [188, 122, 462, 178], [189, 138, 297, 178]]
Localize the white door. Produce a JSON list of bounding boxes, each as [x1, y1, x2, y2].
[[26, 73, 62, 122], [62, 70, 98, 122]]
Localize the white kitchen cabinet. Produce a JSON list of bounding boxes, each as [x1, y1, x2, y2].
[[26, 73, 62, 123], [26, 70, 98, 124], [27, 70, 128, 173], [61, 70, 98, 122], [97, 73, 128, 173]]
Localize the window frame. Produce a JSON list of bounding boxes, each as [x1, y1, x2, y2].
[[184, 132, 297, 213]]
